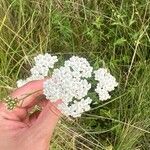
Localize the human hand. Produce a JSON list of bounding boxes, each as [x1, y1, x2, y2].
[[0, 80, 61, 150]]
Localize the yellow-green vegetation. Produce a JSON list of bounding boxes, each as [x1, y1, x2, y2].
[[0, 0, 150, 149]]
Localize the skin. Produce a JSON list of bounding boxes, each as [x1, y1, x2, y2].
[[0, 80, 61, 150]]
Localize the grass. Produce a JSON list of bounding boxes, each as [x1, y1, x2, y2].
[[0, 0, 150, 149]]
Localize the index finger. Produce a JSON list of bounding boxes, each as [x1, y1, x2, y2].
[[11, 80, 45, 108]]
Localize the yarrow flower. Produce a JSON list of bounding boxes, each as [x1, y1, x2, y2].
[[34, 53, 58, 69], [64, 56, 93, 78], [17, 53, 58, 87], [16, 53, 118, 118], [94, 68, 118, 101], [57, 97, 92, 117], [43, 76, 91, 103], [43, 56, 93, 117]]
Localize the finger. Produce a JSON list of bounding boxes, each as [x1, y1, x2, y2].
[[11, 80, 45, 108], [0, 106, 27, 121], [0, 100, 28, 121], [0, 98, 48, 122], [12, 107, 28, 120], [12, 99, 48, 121], [30, 100, 62, 138]]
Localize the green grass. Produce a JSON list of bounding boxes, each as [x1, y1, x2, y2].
[[0, 0, 150, 149]]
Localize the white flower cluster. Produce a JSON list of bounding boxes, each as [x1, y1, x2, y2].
[[58, 97, 92, 117], [94, 68, 118, 101], [64, 56, 93, 78], [16, 53, 118, 118], [17, 53, 58, 87], [43, 56, 93, 117]]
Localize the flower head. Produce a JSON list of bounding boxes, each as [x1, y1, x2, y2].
[[17, 53, 58, 87], [43, 56, 93, 117], [57, 97, 92, 117], [64, 56, 93, 78], [94, 68, 118, 101], [34, 53, 58, 68]]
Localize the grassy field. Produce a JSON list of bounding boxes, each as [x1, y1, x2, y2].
[[0, 0, 150, 149]]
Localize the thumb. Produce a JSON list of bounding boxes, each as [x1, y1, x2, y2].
[[30, 100, 62, 139]]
